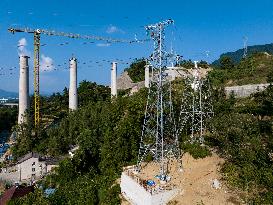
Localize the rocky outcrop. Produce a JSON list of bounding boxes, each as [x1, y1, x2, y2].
[[117, 68, 192, 91], [117, 71, 144, 91], [117, 68, 270, 99]]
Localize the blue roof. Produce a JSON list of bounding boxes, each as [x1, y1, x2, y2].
[[44, 188, 56, 197]]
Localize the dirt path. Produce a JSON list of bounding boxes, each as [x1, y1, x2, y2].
[[123, 152, 243, 205]]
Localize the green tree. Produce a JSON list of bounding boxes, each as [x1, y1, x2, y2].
[[125, 59, 146, 82], [0, 106, 17, 133], [267, 68, 273, 83], [220, 56, 235, 70], [78, 81, 110, 106], [8, 189, 49, 205]]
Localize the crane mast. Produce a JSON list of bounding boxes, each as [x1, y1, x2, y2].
[[33, 31, 40, 128]]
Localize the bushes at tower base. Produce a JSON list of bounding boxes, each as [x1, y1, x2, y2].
[[181, 142, 211, 159]]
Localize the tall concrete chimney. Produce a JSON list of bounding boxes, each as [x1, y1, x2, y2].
[[111, 62, 117, 97], [194, 61, 198, 69], [69, 57, 78, 111], [145, 64, 150, 88], [18, 56, 30, 124]]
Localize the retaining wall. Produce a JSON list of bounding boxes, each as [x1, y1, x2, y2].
[[225, 83, 270, 98]]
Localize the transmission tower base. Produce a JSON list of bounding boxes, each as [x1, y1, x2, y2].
[[120, 165, 179, 205]]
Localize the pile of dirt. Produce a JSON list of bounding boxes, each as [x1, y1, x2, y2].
[[130, 152, 244, 205]]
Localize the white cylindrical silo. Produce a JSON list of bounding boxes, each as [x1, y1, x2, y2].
[[111, 62, 117, 97], [194, 61, 198, 69], [145, 64, 150, 88], [18, 55, 30, 124], [69, 57, 78, 111]]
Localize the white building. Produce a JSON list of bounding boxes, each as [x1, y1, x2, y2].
[[0, 152, 58, 183], [17, 152, 58, 182]]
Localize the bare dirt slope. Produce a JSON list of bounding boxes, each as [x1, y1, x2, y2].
[[170, 152, 242, 205], [123, 152, 243, 205]]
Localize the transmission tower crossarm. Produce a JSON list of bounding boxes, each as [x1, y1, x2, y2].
[[145, 19, 174, 30]]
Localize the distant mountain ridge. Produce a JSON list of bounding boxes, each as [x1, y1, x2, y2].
[[212, 43, 273, 65], [0, 89, 18, 98]]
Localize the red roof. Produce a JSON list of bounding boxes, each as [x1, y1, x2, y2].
[[0, 186, 34, 205]]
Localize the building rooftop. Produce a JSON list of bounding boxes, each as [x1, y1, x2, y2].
[[17, 152, 41, 164], [0, 185, 34, 205], [16, 152, 59, 165]]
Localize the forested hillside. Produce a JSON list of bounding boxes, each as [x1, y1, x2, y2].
[[212, 43, 273, 65], [0, 107, 17, 134]]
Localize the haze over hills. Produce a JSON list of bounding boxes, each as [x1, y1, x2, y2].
[[0, 89, 18, 99], [212, 43, 273, 65]]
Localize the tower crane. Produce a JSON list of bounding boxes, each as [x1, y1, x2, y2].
[[8, 27, 147, 129]]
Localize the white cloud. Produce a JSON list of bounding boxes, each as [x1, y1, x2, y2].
[[96, 43, 111, 47], [18, 38, 30, 56], [18, 38, 27, 47], [40, 54, 54, 72], [106, 25, 124, 34]]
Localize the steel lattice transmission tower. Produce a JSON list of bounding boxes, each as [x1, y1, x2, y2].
[[177, 61, 214, 144], [137, 19, 180, 178]]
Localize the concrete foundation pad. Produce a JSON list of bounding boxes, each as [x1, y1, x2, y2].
[[121, 171, 179, 205]]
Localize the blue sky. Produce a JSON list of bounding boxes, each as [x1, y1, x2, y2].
[[0, 0, 273, 93]]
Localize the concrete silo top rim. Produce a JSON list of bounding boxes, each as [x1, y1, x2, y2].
[[69, 57, 77, 61], [19, 55, 30, 58]]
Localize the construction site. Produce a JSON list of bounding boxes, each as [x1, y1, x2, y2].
[[4, 19, 243, 205], [0, 1, 273, 204], [0, 19, 217, 204]]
